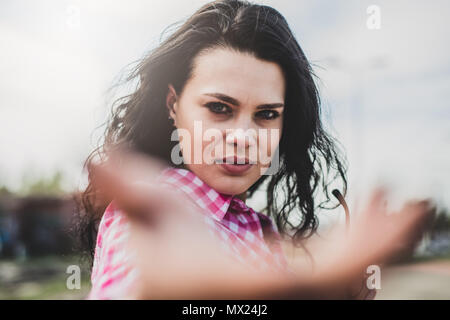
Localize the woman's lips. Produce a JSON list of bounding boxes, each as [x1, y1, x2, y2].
[[220, 162, 253, 174], [215, 156, 254, 174]]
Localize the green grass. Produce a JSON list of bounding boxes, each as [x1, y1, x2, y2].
[[398, 251, 450, 265], [0, 254, 91, 300]]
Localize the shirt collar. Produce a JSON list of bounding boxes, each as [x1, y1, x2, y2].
[[157, 167, 248, 222]]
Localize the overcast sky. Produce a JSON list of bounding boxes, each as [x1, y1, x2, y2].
[[1, 0, 449, 219]]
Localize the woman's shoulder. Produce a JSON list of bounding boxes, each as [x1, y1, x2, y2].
[[96, 201, 130, 249]]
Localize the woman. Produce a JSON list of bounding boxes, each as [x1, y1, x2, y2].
[[76, 0, 433, 299]]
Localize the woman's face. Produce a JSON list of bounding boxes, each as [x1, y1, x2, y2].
[[167, 47, 285, 197]]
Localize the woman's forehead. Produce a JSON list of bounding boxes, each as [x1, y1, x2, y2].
[[186, 47, 285, 103]]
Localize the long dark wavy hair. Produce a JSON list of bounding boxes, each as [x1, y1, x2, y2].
[[74, 0, 348, 266]]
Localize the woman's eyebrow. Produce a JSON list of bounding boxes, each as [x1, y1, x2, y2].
[[203, 93, 284, 109]]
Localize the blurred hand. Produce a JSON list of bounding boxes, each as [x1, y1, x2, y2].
[[90, 150, 247, 299], [90, 149, 435, 299], [295, 188, 435, 299], [91, 149, 287, 299]]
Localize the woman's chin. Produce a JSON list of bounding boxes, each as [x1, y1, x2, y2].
[[208, 172, 257, 196], [186, 164, 260, 196]]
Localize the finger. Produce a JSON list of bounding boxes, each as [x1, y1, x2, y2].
[[89, 151, 175, 225], [366, 199, 434, 265], [391, 200, 434, 242], [90, 162, 162, 225], [364, 186, 389, 218], [334, 198, 435, 281], [386, 199, 436, 258], [106, 146, 169, 183]]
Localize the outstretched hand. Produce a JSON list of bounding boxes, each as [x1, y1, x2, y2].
[[90, 149, 435, 299]]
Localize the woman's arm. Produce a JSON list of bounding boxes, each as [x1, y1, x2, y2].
[[91, 150, 434, 299]]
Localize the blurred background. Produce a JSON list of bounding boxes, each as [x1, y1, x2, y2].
[[0, 0, 449, 299]]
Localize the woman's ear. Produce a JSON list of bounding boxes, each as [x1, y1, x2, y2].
[[166, 84, 178, 126]]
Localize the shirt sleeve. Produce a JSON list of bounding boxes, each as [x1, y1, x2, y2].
[[87, 201, 139, 300]]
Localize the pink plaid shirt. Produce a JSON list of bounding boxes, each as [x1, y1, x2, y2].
[[87, 167, 288, 299]]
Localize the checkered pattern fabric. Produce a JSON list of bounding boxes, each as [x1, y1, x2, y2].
[[87, 167, 288, 299]]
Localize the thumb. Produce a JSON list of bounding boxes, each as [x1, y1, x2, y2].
[[89, 149, 173, 226]]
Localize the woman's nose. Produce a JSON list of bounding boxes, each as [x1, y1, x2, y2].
[[225, 127, 257, 149]]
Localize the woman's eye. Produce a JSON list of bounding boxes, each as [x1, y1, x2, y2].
[[255, 110, 280, 120], [206, 102, 231, 114]]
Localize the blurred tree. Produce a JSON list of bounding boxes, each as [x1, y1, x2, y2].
[[420, 207, 450, 258], [429, 207, 450, 234], [0, 186, 12, 196], [19, 171, 66, 196]]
